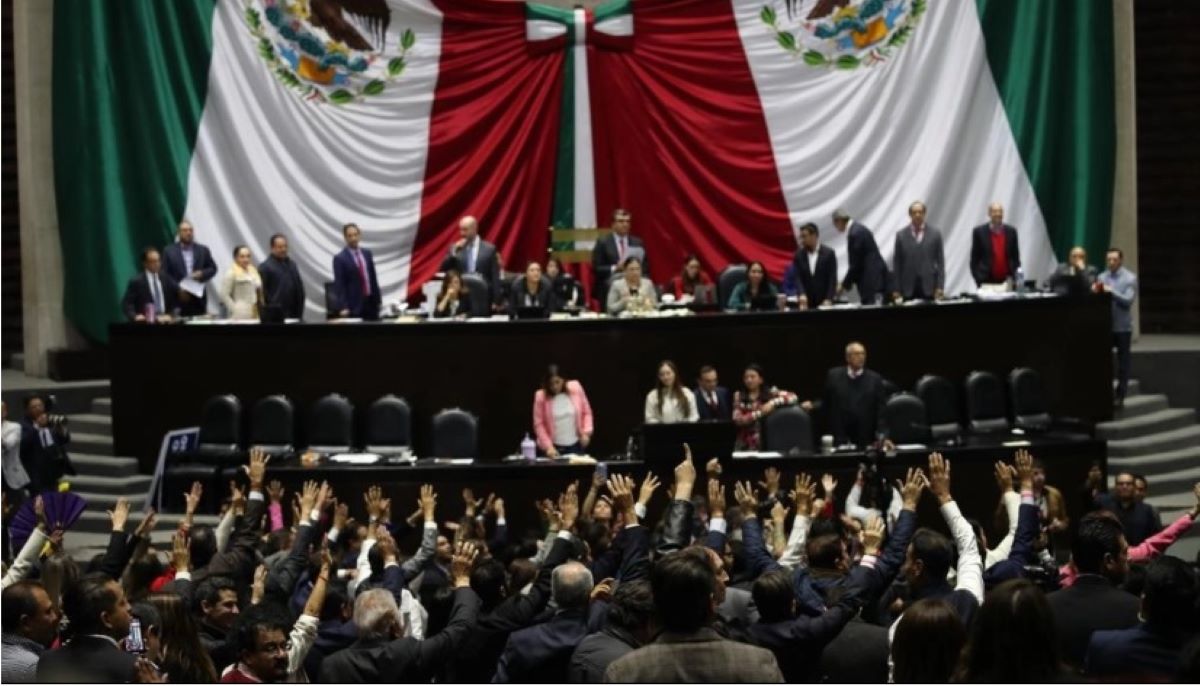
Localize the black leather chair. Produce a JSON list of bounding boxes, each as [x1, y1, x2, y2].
[[717, 264, 748, 310], [365, 395, 412, 456], [965, 370, 1010, 434], [461, 273, 492, 318], [763, 406, 814, 455], [1008, 367, 1051, 431], [249, 395, 295, 458], [308, 393, 354, 453], [430, 408, 478, 458], [195, 394, 243, 458], [166, 394, 243, 511], [883, 392, 931, 444], [914, 374, 961, 441]]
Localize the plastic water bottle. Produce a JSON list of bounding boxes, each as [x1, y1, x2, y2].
[[1015, 266, 1026, 295], [520, 433, 536, 461]]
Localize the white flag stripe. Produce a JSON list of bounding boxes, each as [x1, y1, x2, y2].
[[734, 0, 1057, 292], [527, 18, 567, 41], [594, 13, 634, 37], [573, 8, 598, 229]]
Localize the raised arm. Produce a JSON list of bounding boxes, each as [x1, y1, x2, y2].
[[2, 496, 52, 590], [401, 485, 439, 582], [656, 445, 697, 555], [266, 480, 327, 602], [778, 474, 816, 570], [928, 452, 983, 603], [1130, 482, 1200, 561]]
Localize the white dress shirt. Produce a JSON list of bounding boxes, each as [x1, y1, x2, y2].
[[643, 388, 700, 424]]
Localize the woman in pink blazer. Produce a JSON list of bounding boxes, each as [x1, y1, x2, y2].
[[532, 364, 594, 457]]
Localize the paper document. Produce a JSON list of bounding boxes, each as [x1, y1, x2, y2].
[[180, 277, 206, 297]]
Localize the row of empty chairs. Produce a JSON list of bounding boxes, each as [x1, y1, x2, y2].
[[759, 367, 1053, 454]]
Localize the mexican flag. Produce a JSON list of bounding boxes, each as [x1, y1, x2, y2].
[[54, 0, 1114, 341]]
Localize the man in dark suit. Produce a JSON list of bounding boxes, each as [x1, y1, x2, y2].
[[121, 247, 181, 322], [832, 209, 889, 304], [569, 579, 655, 683], [604, 552, 784, 682], [792, 222, 838, 309], [161, 220, 218, 316], [694, 365, 732, 421], [332, 223, 382, 320], [19, 395, 72, 494], [259, 234, 306, 320], [36, 573, 137, 683], [441, 215, 502, 308], [319, 543, 481, 683], [801, 342, 896, 449], [1047, 512, 1139, 669], [1094, 472, 1160, 546], [970, 203, 1021, 286], [892, 201, 946, 301], [591, 208, 648, 298], [494, 561, 594, 683]]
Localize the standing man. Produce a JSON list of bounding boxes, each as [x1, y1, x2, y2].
[[1096, 248, 1137, 408], [121, 247, 180, 322], [800, 342, 896, 450], [1093, 472, 1159, 547], [792, 222, 838, 310], [332, 223, 382, 320], [969, 203, 1021, 287], [19, 397, 72, 495], [892, 201, 946, 302], [258, 234, 306, 320], [161, 220, 218, 316], [441, 216, 502, 308], [35, 574, 139, 683], [2, 401, 30, 500], [592, 208, 648, 298], [695, 365, 732, 421], [832, 209, 888, 305]]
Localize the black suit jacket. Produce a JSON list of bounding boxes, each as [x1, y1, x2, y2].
[[694, 385, 732, 421], [495, 608, 591, 683], [792, 245, 838, 304], [441, 238, 502, 304], [817, 367, 894, 447], [319, 587, 481, 683], [1047, 575, 1140, 669], [36, 635, 137, 683], [162, 242, 218, 313], [121, 271, 180, 321], [20, 419, 73, 492], [841, 223, 888, 301], [510, 276, 555, 311], [970, 223, 1021, 285], [332, 247, 382, 319], [820, 617, 890, 683], [258, 256, 306, 319], [591, 234, 647, 294]]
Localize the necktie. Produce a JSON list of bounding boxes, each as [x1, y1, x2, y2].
[[618, 236, 627, 262], [40, 428, 53, 448], [708, 391, 718, 411], [151, 274, 164, 312], [466, 241, 477, 273], [354, 251, 370, 295]]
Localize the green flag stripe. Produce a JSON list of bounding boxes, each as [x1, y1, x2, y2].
[[550, 30, 576, 230], [594, 0, 632, 25], [53, 0, 218, 342], [526, 2, 574, 24], [976, 0, 1115, 263]]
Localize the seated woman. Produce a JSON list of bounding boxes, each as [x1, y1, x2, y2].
[[532, 364, 594, 457], [644, 360, 699, 424], [727, 261, 779, 311], [433, 270, 472, 319], [606, 257, 658, 315], [510, 261, 553, 313], [545, 257, 584, 311], [219, 245, 263, 320], [666, 254, 714, 303], [732, 363, 797, 450]]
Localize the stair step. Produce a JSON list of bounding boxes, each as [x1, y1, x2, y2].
[[1108, 424, 1200, 457], [1114, 378, 1142, 397], [1110, 466, 1200, 496], [69, 453, 139, 477], [70, 413, 112, 436], [75, 510, 222, 535], [1114, 394, 1170, 421], [63, 473, 153, 495], [91, 398, 112, 417], [1110, 446, 1200, 475], [1096, 408, 1196, 441], [71, 491, 147, 511], [70, 431, 114, 456]]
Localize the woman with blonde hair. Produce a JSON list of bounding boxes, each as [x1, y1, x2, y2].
[[220, 245, 263, 320], [147, 592, 218, 683]]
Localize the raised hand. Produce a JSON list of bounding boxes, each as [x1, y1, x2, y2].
[[266, 479, 284, 504], [134, 509, 158, 538], [928, 452, 952, 505], [559, 484, 580, 530], [299, 480, 320, 517], [821, 473, 838, 498], [770, 500, 787, 523], [229, 480, 247, 514], [591, 577, 615, 603], [184, 482, 204, 514], [315, 481, 332, 513], [606, 474, 636, 518], [250, 563, 268, 605], [734, 481, 759, 514], [451, 541, 479, 587], [463, 488, 483, 517], [245, 447, 269, 490], [758, 467, 781, 499], [898, 467, 926, 511], [364, 485, 386, 521], [790, 473, 815, 515], [638, 472, 661, 506], [674, 444, 697, 500], [333, 501, 349, 531], [1190, 482, 1200, 519], [33, 495, 47, 530], [1014, 449, 1035, 491], [171, 532, 190, 572], [862, 515, 886, 556], [994, 460, 1015, 493], [707, 477, 727, 519], [108, 497, 131, 532], [705, 458, 722, 479]]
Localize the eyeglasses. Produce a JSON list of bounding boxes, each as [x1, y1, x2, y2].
[[257, 640, 293, 655]]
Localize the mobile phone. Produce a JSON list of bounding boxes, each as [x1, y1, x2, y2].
[[594, 463, 609, 481], [125, 618, 146, 654]]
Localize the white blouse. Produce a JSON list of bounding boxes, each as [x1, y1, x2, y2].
[[551, 394, 579, 446], [644, 387, 699, 424], [220, 267, 262, 320]]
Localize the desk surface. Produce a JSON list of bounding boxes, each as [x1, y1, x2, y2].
[[112, 294, 1112, 473]]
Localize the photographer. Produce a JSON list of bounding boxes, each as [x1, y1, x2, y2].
[[19, 395, 75, 494]]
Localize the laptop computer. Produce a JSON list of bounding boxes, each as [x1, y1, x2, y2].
[[640, 421, 738, 473]]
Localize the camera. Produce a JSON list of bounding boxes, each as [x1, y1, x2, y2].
[[43, 394, 68, 429]]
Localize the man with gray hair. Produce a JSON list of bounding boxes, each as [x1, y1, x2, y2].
[[494, 561, 597, 683], [318, 542, 481, 682], [832, 209, 889, 305]]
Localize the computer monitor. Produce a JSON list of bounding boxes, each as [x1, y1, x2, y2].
[[639, 421, 737, 474]]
